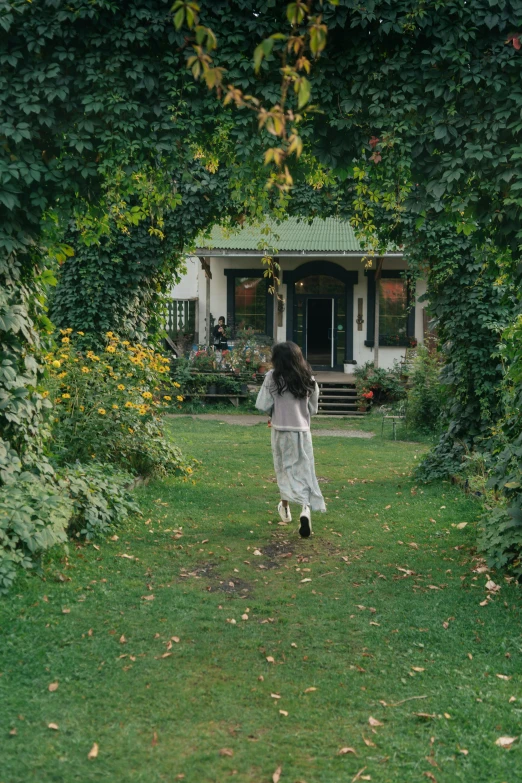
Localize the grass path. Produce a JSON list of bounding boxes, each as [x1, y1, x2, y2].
[[1, 417, 521, 783]]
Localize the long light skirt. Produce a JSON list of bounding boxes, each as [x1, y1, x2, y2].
[[271, 429, 326, 512]]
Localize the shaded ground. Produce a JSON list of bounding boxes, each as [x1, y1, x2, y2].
[[1, 417, 520, 783]]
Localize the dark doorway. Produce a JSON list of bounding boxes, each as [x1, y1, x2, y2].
[[306, 298, 333, 366]]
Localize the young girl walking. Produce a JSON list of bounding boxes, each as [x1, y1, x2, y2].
[[256, 341, 326, 537]]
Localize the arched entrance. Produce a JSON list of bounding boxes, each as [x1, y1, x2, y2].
[[283, 262, 358, 370]]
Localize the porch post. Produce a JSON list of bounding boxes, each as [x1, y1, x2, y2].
[[374, 256, 383, 369], [198, 256, 212, 348], [272, 255, 279, 343]]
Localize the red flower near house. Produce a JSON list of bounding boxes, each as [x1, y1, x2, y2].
[[363, 391, 374, 399]]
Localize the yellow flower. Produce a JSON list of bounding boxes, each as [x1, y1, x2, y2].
[[41, 390, 49, 398], [173, 382, 181, 388], [112, 404, 119, 410], [142, 391, 153, 400], [106, 331, 114, 338], [122, 340, 130, 346], [98, 408, 106, 415], [81, 366, 90, 373], [186, 467, 193, 474], [106, 345, 116, 353], [79, 405, 84, 412], [57, 372, 67, 379], [163, 395, 172, 401], [117, 384, 125, 391], [124, 401, 133, 408], [176, 395, 184, 402], [128, 427, 134, 434], [61, 337, 70, 344], [52, 360, 61, 368], [62, 393, 71, 399], [138, 406, 147, 415], [76, 331, 85, 336]]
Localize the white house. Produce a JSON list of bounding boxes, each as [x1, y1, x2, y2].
[[169, 217, 428, 373]]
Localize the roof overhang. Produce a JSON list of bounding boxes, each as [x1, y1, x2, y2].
[[194, 250, 404, 258]]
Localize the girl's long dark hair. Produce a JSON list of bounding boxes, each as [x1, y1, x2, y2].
[[271, 341, 315, 399]]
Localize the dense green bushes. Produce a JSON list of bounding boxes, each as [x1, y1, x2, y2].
[[478, 315, 522, 578], [404, 344, 445, 435], [0, 463, 138, 594]]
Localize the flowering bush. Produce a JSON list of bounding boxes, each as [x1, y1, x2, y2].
[[190, 349, 217, 372], [354, 361, 405, 405], [44, 330, 193, 477]]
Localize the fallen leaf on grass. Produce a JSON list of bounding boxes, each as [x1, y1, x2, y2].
[[151, 731, 158, 747], [272, 767, 282, 783], [266, 656, 275, 664], [171, 636, 180, 643], [62, 608, 70, 614], [485, 580, 500, 592], [423, 773, 437, 782], [459, 749, 469, 756], [369, 621, 380, 627], [412, 667, 425, 672], [509, 696, 516, 703], [48, 682, 59, 692], [338, 747, 357, 755], [271, 693, 281, 699], [219, 748, 234, 757], [408, 542, 419, 550], [226, 618, 236, 625], [300, 578, 312, 583], [352, 767, 370, 782], [304, 687, 317, 693], [119, 635, 127, 644], [253, 549, 262, 556], [362, 735, 376, 747], [496, 674, 511, 681], [48, 723, 59, 731], [414, 713, 437, 720], [142, 595, 154, 601], [455, 522, 467, 529], [241, 614, 249, 621], [495, 736, 517, 749], [479, 599, 490, 607], [291, 642, 297, 648], [87, 742, 99, 760], [368, 717, 383, 727], [279, 710, 288, 717], [110, 535, 119, 541], [118, 553, 135, 560], [9, 728, 17, 736], [444, 713, 451, 720]]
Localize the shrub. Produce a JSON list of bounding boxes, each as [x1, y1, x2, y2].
[[405, 343, 445, 434], [58, 462, 139, 540], [0, 477, 72, 594], [479, 313, 522, 576], [45, 330, 194, 477], [354, 361, 405, 405]]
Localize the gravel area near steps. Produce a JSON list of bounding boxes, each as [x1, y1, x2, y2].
[[171, 413, 374, 438]]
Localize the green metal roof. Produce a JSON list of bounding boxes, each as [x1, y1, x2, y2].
[[196, 217, 364, 253]]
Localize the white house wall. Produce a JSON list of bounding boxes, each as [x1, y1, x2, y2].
[[170, 254, 428, 371]]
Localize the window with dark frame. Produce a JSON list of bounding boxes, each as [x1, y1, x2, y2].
[[379, 278, 409, 346], [234, 276, 268, 333]]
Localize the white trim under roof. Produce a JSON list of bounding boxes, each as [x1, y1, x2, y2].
[[194, 250, 404, 258]]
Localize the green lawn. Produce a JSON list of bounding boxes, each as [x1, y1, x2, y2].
[[1, 417, 520, 783]]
